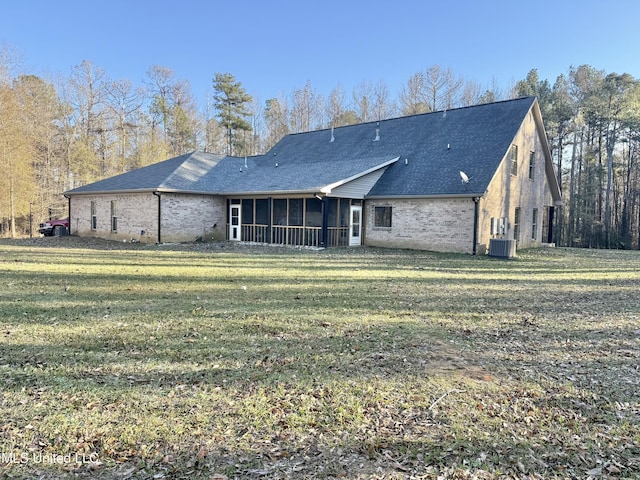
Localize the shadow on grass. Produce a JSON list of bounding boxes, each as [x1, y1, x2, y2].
[[1, 243, 640, 478]]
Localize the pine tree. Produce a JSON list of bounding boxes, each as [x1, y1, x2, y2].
[[212, 73, 252, 155]]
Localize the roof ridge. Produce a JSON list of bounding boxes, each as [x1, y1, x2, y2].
[[285, 96, 536, 136]]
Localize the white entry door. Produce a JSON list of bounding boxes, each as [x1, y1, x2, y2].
[[230, 204, 241, 241], [349, 205, 362, 246]]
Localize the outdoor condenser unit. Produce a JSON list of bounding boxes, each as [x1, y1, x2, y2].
[[489, 238, 516, 258]]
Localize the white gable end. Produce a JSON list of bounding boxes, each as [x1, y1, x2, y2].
[[326, 166, 391, 199]]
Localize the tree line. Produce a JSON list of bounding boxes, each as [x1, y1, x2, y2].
[[1, 46, 639, 249]]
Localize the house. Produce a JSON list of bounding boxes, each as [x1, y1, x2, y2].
[[64, 96, 562, 254]]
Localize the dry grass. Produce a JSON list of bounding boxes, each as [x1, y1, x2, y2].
[[0, 237, 638, 479]]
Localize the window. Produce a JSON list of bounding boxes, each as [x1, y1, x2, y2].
[[528, 151, 535, 180], [532, 208, 538, 240], [374, 206, 392, 228], [510, 145, 518, 176], [513, 207, 521, 242], [90, 201, 97, 230], [110, 200, 117, 232]]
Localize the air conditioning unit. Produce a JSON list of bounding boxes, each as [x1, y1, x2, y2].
[[489, 238, 516, 258]]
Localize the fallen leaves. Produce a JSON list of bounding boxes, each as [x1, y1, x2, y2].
[[1, 242, 640, 478]]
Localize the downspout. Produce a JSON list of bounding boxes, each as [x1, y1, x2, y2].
[[472, 197, 480, 255], [64, 194, 71, 235], [152, 191, 162, 243]]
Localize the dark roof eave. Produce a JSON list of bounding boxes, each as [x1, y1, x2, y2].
[[218, 188, 320, 196], [64, 188, 224, 196], [65, 188, 159, 196]]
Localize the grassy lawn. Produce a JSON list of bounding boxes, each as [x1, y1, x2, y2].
[[0, 238, 638, 479]]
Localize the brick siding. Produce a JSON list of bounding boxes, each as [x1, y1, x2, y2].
[[365, 198, 476, 253], [70, 192, 226, 243]]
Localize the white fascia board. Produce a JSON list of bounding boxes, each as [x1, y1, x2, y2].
[[319, 156, 399, 194]]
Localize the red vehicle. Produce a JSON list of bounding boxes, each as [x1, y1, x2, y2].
[[38, 218, 69, 236]]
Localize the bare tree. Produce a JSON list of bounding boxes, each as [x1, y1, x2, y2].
[[352, 81, 373, 123], [326, 83, 349, 127], [168, 78, 200, 155], [424, 65, 464, 111], [67, 60, 108, 179], [290, 81, 323, 133], [372, 80, 395, 120], [145, 65, 175, 157], [104, 79, 144, 171], [400, 72, 428, 115]]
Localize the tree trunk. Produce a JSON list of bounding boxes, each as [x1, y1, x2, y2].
[[605, 131, 616, 248], [567, 126, 581, 246]]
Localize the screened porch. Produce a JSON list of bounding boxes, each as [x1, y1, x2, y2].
[[227, 197, 359, 248]]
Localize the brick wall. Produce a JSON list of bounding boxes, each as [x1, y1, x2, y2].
[[160, 193, 226, 242], [365, 198, 476, 253], [480, 110, 555, 249], [70, 192, 226, 243]]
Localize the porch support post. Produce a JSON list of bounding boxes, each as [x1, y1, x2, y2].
[[321, 197, 329, 247], [267, 197, 272, 244]]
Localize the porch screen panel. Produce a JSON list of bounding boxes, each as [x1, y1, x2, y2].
[[327, 198, 339, 226], [273, 199, 288, 244], [305, 198, 323, 226], [288, 199, 303, 226], [273, 199, 287, 225], [255, 199, 269, 225], [339, 200, 349, 227], [241, 199, 253, 224]]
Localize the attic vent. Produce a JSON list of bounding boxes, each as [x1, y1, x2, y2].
[[374, 122, 380, 141]]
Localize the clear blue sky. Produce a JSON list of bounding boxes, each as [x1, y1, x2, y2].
[[1, 0, 639, 109]]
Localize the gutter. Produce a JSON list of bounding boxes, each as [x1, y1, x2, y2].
[[152, 191, 162, 243], [365, 193, 485, 200], [472, 197, 480, 255]]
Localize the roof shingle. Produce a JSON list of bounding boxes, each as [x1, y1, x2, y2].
[[66, 97, 538, 198]]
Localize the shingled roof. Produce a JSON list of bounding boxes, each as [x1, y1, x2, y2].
[[263, 95, 539, 198], [67, 97, 553, 199], [66, 151, 226, 194]]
